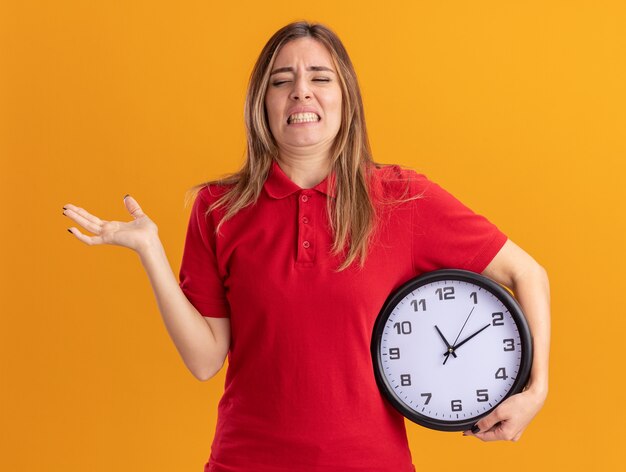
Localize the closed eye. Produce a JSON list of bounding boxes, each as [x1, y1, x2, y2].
[[271, 78, 332, 86]]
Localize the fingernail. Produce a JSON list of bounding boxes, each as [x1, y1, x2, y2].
[[63, 206, 67, 210], [471, 425, 480, 434], [123, 194, 130, 200], [67, 229, 72, 234]]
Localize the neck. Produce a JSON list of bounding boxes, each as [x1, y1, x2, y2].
[[276, 152, 332, 189]]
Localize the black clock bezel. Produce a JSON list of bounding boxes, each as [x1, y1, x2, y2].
[[370, 269, 533, 432]]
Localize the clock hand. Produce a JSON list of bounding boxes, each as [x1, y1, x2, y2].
[[450, 306, 475, 348], [442, 305, 476, 364], [443, 323, 491, 356], [434, 325, 457, 359]]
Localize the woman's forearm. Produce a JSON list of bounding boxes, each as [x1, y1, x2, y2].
[[512, 263, 551, 397], [137, 238, 224, 380]]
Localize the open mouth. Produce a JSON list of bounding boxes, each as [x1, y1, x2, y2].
[[287, 112, 321, 124]]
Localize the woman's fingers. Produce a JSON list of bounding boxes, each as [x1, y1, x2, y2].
[[473, 421, 519, 442], [64, 196, 157, 252], [473, 405, 505, 434], [67, 227, 104, 246], [63, 207, 103, 236], [462, 391, 541, 442], [63, 203, 105, 226], [123, 195, 145, 220]]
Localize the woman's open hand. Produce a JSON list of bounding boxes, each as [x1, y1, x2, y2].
[[63, 195, 159, 254]]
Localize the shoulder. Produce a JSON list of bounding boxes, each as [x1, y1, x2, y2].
[[373, 164, 429, 184], [370, 164, 433, 199], [187, 182, 234, 221], [195, 183, 232, 205]]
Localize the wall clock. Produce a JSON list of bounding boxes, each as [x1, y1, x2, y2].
[[371, 269, 532, 431]]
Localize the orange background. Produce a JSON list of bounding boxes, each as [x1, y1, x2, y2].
[[1, 1, 624, 470]]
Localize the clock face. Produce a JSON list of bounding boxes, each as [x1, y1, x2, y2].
[[371, 270, 532, 431]]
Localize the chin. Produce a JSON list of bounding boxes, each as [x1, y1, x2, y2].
[[282, 135, 327, 147]]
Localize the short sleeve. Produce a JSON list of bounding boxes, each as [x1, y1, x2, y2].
[[178, 188, 230, 318], [411, 174, 507, 274]]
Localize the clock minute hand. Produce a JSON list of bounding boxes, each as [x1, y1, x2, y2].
[[444, 323, 491, 356], [434, 325, 457, 359]]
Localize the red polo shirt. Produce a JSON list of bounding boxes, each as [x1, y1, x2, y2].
[[179, 161, 507, 472]]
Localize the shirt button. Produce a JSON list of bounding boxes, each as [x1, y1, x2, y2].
[[302, 216, 309, 224], [302, 240, 310, 249], [301, 194, 309, 203]]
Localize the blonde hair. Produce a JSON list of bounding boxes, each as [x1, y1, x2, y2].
[[189, 21, 408, 270]]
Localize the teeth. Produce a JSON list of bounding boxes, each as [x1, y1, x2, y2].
[[288, 112, 320, 124]]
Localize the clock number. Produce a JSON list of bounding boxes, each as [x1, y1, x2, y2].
[[476, 389, 489, 402], [420, 393, 432, 405], [503, 339, 515, 351], [492, 312, 504, 326], [435, 287, 455, 300], [411, 299, 426, 312], [451, 399, 463, 412], [470, 292, 477, 304], [495, 367, 508, 380], [389, 348, 400, 360], [393, 321, 412, 335], [400, 374, 411, 386]]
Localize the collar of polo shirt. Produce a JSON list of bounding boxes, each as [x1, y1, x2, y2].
[[264, 160, 336, 199]]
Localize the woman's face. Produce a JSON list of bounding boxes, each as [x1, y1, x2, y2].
[[264, 37, 343, 158]]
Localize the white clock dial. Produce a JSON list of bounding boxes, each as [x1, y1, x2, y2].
[[372, 270, 532, 431]]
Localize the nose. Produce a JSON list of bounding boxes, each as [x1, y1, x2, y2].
[[289, 76, 312, 101]]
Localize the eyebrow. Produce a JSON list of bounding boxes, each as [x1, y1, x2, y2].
[[270, 66, 336, 75]]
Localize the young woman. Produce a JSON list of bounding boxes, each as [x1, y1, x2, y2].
[[63, 21, 550, 472]]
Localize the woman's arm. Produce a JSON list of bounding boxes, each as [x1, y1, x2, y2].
[[64, 196, 230, 381], [465, 238, 550, 441], [138, 238, 231, 381]]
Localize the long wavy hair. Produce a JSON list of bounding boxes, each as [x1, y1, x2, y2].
[[189, 21, 391, 271]]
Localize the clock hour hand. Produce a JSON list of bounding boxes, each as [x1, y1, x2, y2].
[[444, 323, 491, 356], [434, 325, 457, 359]]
